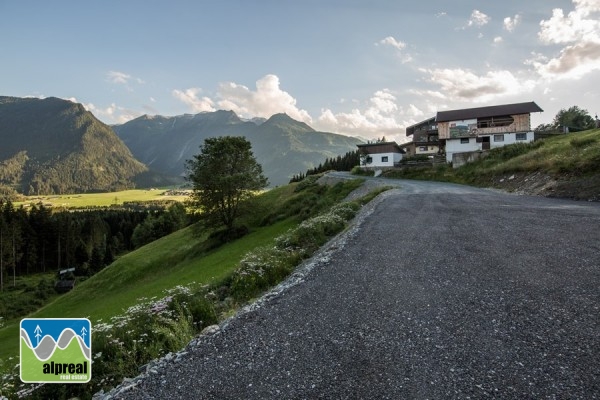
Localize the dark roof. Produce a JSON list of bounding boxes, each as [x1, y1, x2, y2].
[[436, 102, 543, 122], [406, 117, 436, 136], [357, 142, 405, 154]]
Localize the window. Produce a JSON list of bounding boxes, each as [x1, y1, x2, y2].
[[366, 156, 372, 164], [494, 134, 504, 142], [419, 146, 427, 152], [516, 133, 527, 141], [460, 138, 470, 144], [381, 156, 389, 162], [478, 115, 514, 128]]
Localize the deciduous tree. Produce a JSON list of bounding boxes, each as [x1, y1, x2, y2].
[[186, 136, 268, 232], [553, 106, 595, 132]]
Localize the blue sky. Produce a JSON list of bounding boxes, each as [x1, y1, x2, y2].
[[1, 0, 599, 142]]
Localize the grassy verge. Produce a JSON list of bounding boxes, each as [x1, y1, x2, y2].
[[0, 176, 373, 399], [381, 129, 600, 189]]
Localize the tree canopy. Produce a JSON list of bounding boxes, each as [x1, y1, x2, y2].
[[553, 106, 596, 132], [186, 136, 268, 231]]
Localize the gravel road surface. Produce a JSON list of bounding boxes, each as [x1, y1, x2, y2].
[[113, 176, 600, 399]]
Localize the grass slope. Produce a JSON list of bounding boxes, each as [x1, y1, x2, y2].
[[0, 220, 294, 360], [0, 177, 363, 361], [382, 129, 600, 199]]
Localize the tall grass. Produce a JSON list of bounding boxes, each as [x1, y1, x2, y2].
[[0, 176, 372, 399], [382, 129, 600, 185]]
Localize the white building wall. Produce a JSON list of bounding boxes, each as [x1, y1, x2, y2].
[[446, 132, 534, 162], [490, 131, 534, 149], [363, 152, 402, 167], [445, 137, 480, 163]]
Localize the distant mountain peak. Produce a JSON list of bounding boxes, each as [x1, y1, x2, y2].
[[113, 109, 361, 186], [263, 113, 315, 132]]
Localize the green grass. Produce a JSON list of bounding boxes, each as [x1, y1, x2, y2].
[[382, 128, 600, 185], [0, 176, 365, 361], [14, 188, 189, 209], [0, 219, 295, 360], [0, 273, 59, 324]]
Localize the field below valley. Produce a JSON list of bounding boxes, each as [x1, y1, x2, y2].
[[13, 188, 191, 209]]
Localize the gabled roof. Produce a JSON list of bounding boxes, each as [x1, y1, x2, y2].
[[357, 142, 405, 154], [406, 117, 436, 136], [436, 102, 543, 123]]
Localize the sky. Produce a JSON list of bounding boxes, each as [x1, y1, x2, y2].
[[1, 0, 599, 143]]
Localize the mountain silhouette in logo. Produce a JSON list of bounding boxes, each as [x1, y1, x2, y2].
[[20, 328, 91, 361]]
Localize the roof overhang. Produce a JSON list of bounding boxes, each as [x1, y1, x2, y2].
[[436, 102, 543, 123], [357, 142, 405, 154], [406, 117, 436, 137]]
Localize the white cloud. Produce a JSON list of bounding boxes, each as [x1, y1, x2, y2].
[[468, 10, 490, 27], [573, 0, 600, 15], [435, 12, 447, 18], [377, 36, 406, 51], [533, 0, 600, 78], [528, 41, 600, 79], [172, 88, 216, 113], [408, 89, 446, 100], [503, 14, 521, 32], [315, 89, 414, 139], [213, 74, 312, 123], [106, 71, 131, 85], [421, 68, 535, 102], [494, 36, 503, 44], [376, 36, 412, 63], [82, 102, 141, 124]]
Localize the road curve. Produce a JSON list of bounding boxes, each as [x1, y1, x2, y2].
[[116, 177, 600, 399]]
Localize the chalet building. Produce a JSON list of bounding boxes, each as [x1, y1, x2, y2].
[[357, 142, 405, 168], [437, 102, 543, 163], [356, 102, 543, 169], [402, 117, 440, 156]]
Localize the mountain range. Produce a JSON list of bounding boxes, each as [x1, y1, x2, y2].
[[0, 96, 147, 195], [0, 96, 363, 195], [113, 110, 363, 186]]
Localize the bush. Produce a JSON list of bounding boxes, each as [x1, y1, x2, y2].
[[230, 246, 300, 301], [294, 174, 322, 192], [351, 166, 374, 176], [231, 200, 362, 302]]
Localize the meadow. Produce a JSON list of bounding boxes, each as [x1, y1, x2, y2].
[[14, 188, 190, 209], [0, 176, 381, 399]]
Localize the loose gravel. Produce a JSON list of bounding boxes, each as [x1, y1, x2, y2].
[[98, 177, 600, 399]]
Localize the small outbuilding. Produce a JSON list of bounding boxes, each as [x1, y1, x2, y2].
[[357, 142, 405, 168]]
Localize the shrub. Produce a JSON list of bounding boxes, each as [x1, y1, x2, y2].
[[231, 200, 363, 303], [294, 174, 322, 192], [230, 246, 300, 301], [329, 202, 360, 220], [351, 166, 374, 176]]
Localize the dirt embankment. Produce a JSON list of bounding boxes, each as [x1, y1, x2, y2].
[[479, 172, 600, 202]]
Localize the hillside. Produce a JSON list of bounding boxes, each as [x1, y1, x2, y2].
[[0, 179, 368, 371], [113, 111, 363, 186], [382, 129, 600, 201], [0, 96, 148, 195]]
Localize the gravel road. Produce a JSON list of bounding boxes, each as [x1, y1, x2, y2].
[[112, 175, 600, 399]]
